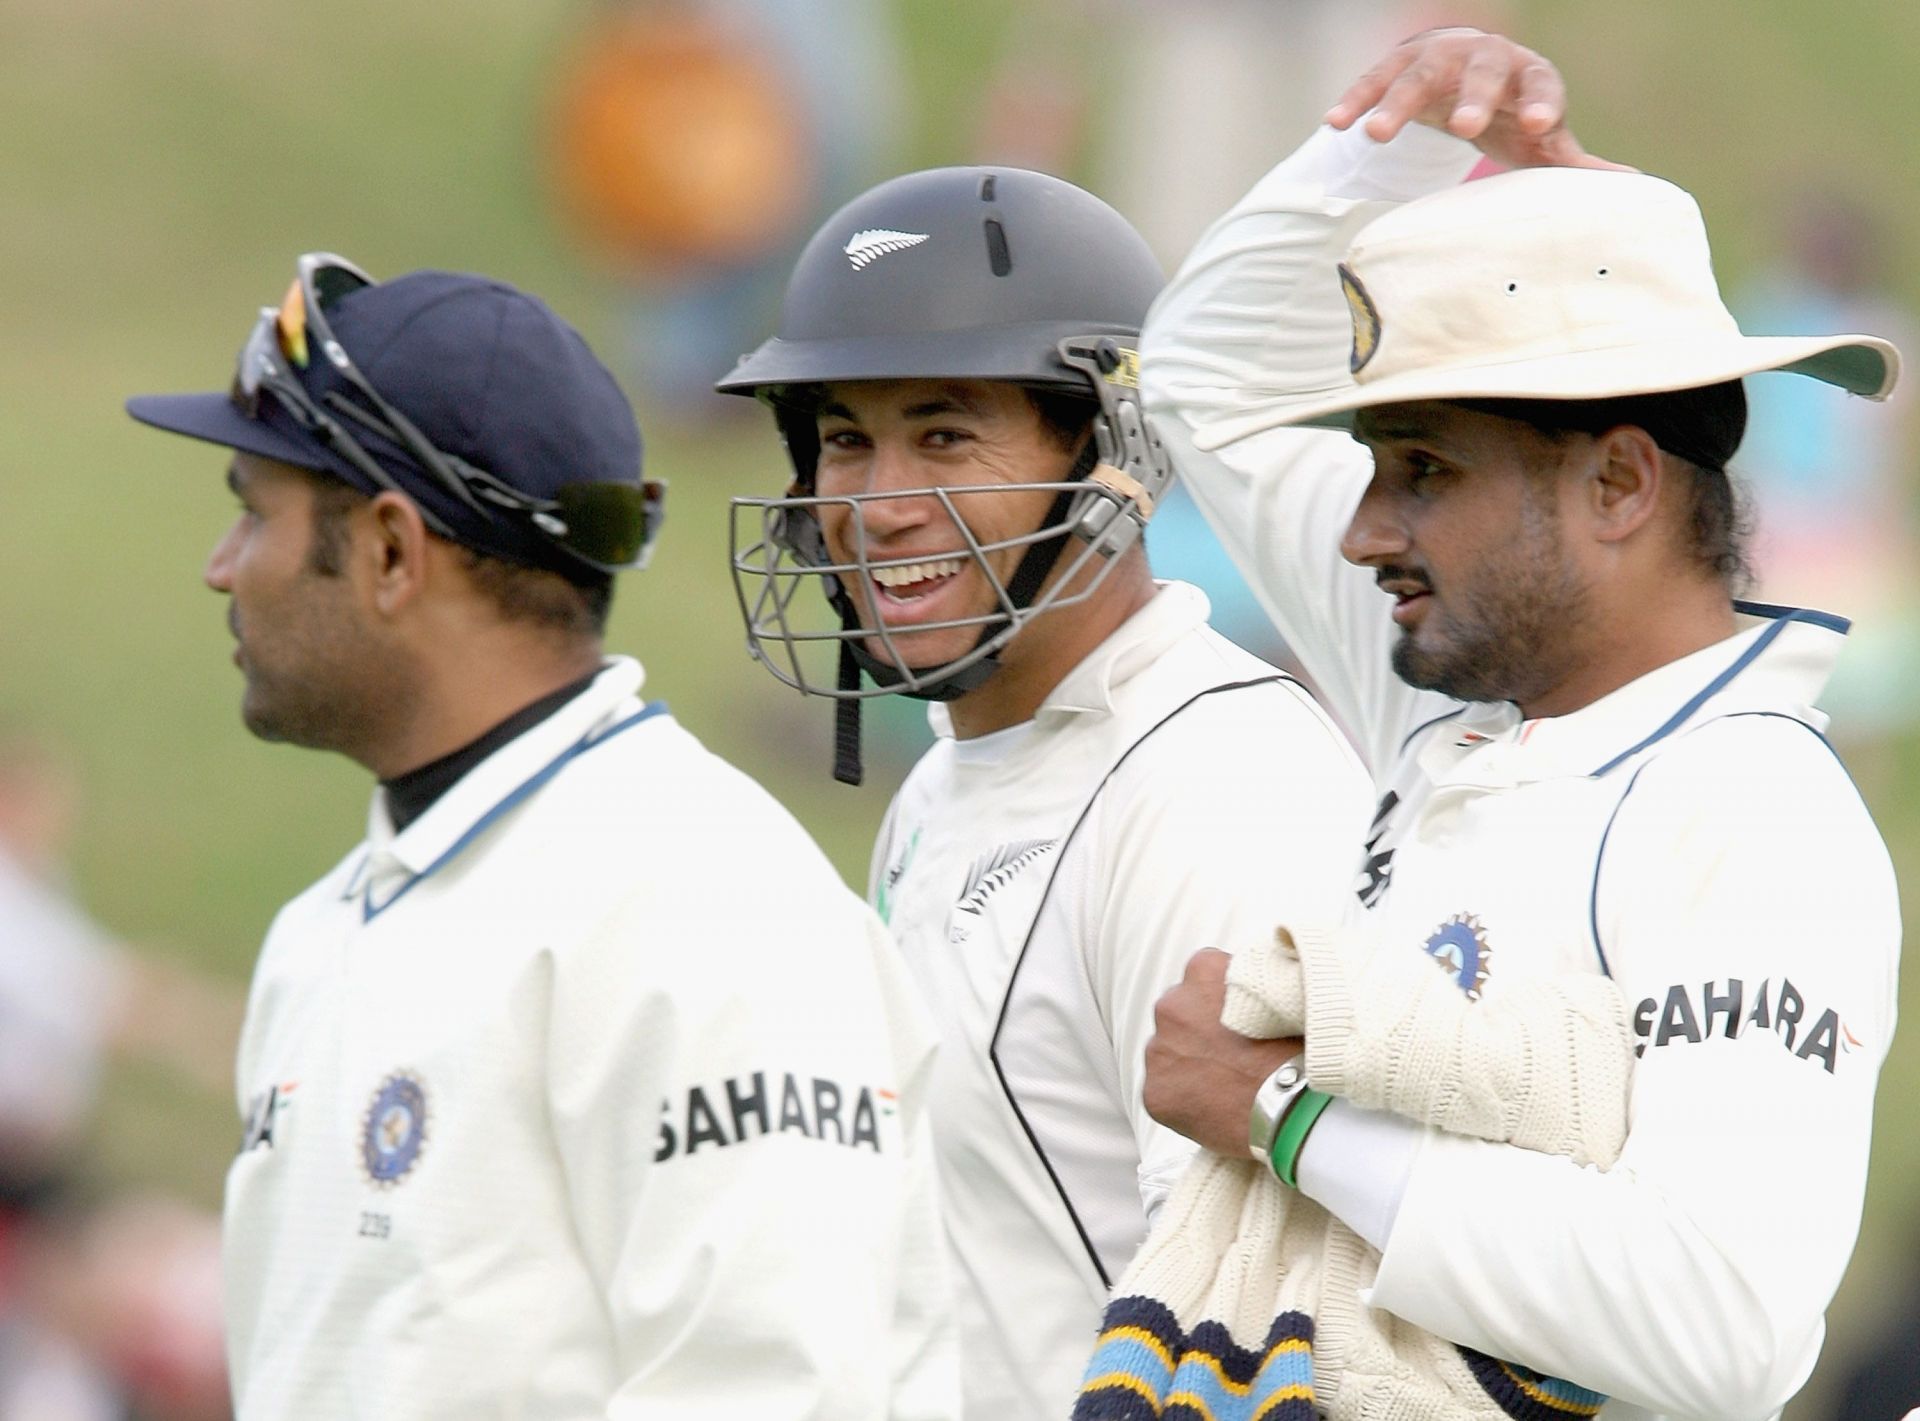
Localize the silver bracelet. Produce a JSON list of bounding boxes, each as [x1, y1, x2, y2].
[[1247, 1052, 1310, 1162]]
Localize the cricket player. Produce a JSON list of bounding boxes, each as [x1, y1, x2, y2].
[[125, 255, 956, 1420], [1137, 29, 1902, 1419], [717, 171, 1373, 1419]]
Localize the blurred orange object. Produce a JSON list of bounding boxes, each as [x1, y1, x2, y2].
[[545, 6, 815, 272]]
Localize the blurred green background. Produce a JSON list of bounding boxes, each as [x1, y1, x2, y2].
[[2, 0, 1915, 1413]]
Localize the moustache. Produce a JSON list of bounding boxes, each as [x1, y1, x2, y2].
[[1374, 565, 1434, 594]]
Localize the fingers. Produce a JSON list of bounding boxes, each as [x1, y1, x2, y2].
[[1511, 50, 1567, 133], [1364, 54, 1448, 141], [1447, 37, 1522, 137], [1325, 47, 1417, 130], [1329, 28, 1581, 158], [1185, 946, 1230, 983], [1535, 128, 1640, 173]]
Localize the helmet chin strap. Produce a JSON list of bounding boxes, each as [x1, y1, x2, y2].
[[827, 433, 1100, 785]]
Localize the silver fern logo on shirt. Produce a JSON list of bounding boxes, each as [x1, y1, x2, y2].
[[950, 839, 1057, 942], [844, 228, 930, 271]]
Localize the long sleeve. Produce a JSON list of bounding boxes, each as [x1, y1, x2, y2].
[[1139, 121, 1480, 777], [1366, 717, 1899, 1419], [548, 861, 957, 1420]]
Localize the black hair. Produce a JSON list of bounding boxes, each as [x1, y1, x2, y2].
[[1023, 387, 1098, 453], [1453, 380, 1753, 586], [301, 470, 612, 637]]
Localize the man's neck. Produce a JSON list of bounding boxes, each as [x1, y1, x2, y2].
[[379, 666, 603, 830], [947, 564, 1158, 738], [1520, 586, 1738, 720], [361, 646, 606, 779]]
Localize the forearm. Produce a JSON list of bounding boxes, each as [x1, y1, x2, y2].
[[1140, 121, 1477, 773]]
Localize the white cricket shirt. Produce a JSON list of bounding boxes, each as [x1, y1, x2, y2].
[[1142, 121, 1902, 1420], [870, 582, 1372, 1421], [224, 658, 957, 1421]]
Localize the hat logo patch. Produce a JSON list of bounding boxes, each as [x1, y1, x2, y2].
[[844, 229, 930, 271], [1340, 263, 1382, 374]]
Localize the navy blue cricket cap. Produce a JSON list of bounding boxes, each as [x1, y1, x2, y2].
[[126, 268, 645, 580]]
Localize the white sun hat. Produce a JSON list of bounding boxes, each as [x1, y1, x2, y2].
[[1258, 165, 1900, 432]]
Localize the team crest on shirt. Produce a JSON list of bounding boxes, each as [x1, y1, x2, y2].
[[950, 838, 1057, 943], [361, 1071, 429, 1187], [1340, 263, 1382, 373], [1423, 912, 1492, 1000]]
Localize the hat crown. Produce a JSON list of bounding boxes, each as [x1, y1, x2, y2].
[[327, 272, 641, 500], [1345, 168, 1739, 383]]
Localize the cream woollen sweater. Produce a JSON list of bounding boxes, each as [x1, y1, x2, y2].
[[1075, 923, 1634, 1421]]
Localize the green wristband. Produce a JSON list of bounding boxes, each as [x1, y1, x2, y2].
[[1267, 1088, 1333, 1190]]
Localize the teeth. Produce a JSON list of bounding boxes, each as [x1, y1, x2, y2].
[[873, 557, 964, 589]]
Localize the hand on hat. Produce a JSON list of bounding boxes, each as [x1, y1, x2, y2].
[[1326, 27, 1632, 174]]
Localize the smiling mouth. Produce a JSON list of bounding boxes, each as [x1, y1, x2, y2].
[[870, 556, 966, 608]]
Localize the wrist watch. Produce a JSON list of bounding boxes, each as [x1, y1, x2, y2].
[[1247, 1052, 1310, 1162]]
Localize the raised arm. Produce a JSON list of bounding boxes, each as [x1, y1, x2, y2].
[[1140, 30, 1614, 776]]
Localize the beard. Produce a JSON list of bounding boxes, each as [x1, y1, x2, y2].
[[240, 660, 401, 754], [233, 598, 419, 762], [1388, 492, 1590, 706]]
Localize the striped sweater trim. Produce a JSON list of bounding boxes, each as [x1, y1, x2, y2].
[[1077, 1297, 1315, 1421], [1460, 1345, 1609, 1418]]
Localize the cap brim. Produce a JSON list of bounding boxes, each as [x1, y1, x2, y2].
[[125, 391, 347, 479], [1189, 332, 1901, 451], [715, 321, 1139, 395]]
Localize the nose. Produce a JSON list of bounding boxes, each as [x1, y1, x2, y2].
[[848, 442, 939, 544], [1338, 478, 1410, 568], [204, 518, 242, 593]]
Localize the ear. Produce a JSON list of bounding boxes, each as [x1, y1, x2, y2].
[[1583, 425, 1664, 547], [364, 492, 433, 617]]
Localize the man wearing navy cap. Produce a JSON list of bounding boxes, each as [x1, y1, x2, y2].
[[128, 255, 957, 1421]]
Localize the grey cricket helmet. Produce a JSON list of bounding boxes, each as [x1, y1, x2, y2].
[[719, 166, 1171, 785], [716, 165, 1165, 404]]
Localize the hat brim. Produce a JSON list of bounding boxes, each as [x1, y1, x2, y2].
[[1188, 331, 1901, 451], [124, 391, 373, 489]]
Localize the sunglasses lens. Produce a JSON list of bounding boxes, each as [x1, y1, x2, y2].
[[549, 480, 664, 569], [309, 262, 371, 315], [229, 309, 282, 416]]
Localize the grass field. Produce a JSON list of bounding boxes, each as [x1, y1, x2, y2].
[[3, 1, 1916, 1412]]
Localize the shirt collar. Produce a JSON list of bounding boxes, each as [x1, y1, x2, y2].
[[927, 581, 1212, 739], [347, 657, 654, 909], [1421, 603, 1846, 786]]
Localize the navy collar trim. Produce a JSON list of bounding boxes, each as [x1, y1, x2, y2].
[[1587, 605, 1838, 778], [1732, 598, 1850, 635], [353, 700, 669, 922], [1399, 702, 1471, 756]]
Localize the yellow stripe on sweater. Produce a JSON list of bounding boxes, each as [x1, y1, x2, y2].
[[1498, 1363, 1606, 1416], [1092, 1324, 1176, 1373], [1082, 1371, 1170, 1408]]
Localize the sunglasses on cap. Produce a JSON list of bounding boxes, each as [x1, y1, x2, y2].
[[231, 252, 665, 574]]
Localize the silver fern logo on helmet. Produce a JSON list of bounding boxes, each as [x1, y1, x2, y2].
[[843, 229, 930, 271]]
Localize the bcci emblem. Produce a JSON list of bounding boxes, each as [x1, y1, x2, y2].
[[1423, 912, 1493, 1000], [1340, 263, 1382, 374], [361, 1071, 429, 1187]]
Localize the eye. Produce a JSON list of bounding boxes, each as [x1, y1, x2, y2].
[[818, 427, 870, 453], [1406, 452, 1452, 490], [921, 427, 972, 450]]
